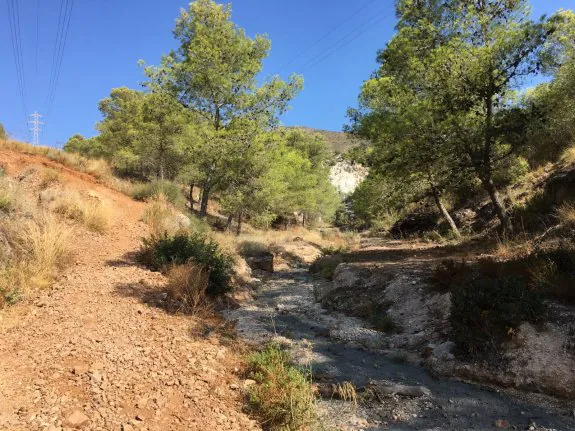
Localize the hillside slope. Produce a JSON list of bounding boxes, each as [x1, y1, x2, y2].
[[0, 149, 258, 431]]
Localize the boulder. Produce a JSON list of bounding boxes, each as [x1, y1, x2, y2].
[[175, 213, 191, 230], [246, 252, 274, 273]]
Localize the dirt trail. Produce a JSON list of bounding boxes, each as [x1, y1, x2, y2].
[[0, 150, 259, 431], [226, 269, 575, 431]]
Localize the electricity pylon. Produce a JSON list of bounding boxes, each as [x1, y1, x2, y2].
[[28, 111, 44, 146]]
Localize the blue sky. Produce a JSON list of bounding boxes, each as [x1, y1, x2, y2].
[[1, 0, 572, 147]]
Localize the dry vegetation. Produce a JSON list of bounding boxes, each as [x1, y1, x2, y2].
[[0, 174, 72, 307], [0, 138, 135, 194], [52, 191, 110, 233]]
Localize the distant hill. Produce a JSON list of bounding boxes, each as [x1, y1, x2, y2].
[[290, 127, 365, 154]]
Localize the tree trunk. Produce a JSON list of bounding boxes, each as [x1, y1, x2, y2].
[[189, 183, 195, 210], [481, 175, 512, 232], [226, 214, 233, 231], [199, 183, 211, 218], [236, 211, 243, 236], [430, 184, 461, 239]]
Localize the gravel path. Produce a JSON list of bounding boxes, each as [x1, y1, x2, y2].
[[0, 151, 259, 431], [226, 269, 575, 431]]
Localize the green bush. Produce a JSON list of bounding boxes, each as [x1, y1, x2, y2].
[[247, 343, 315, 431], [530, 246, 575, 304], [450, 276, 546, 355], [132, 180, 184, 206], [309, 255, 344, 280], [139, 233, 233, 296]]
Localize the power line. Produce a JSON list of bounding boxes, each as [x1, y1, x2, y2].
[[298, 9, 390, 72], [35, 0, 40, 75], [278, 0, 379, 73], [47, 0, 75, 117], [6, 0, 28, 125], [302, 13, 391, 72]]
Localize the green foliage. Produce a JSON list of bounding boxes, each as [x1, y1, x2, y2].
[[530, 246, 575, 304], [309, 254, 344, 281], [247, 343, 315, 431], [348, 0, 561, 232], [369, 304, 401, 334], [451, 276, 546, 355], [140, 233, 233, 296], [131, 180, 184, 206], [143, 0, 303, 217]]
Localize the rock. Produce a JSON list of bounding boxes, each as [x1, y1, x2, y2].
[[121, 424, 134, 431], [246, 253, 274, 273], [65, 410, 89, 428], [369, 382, 431, 398], [229, 383, 239, 390], [90, 372, 103, 384], [175, 213, 191, 230], [495, 419, 510, 429], [136, 397, 148, 409], [72, 364, 90, 375], [243, 379, 257, 389], [329, 159, 368, 196], [431, 341, 455, 361]]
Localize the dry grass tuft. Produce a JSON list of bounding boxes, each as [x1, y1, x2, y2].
[[1, 213, 72, 301], [39, 168, 61, 189], [166, 263, 211, 314], [560, 146, 575, 166], [557, 203, 575, 227], [53, 192, 110, 233], [142, 194, 180, 237], [333, 382, 358, 408]]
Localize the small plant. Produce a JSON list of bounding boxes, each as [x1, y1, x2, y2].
[[132, 180, 184, 206], [369, 304, 401, 334], [333, 382, 358, 408], [246, 343, 316, 430], [557, 203, 575, 227], [309, 255, 344, 280], [139, 233, 233, 296], [53, 193, 109, 233], [142, 194, 180, 237], [450, 276, 546, 355], [428, 259, 468, 293], [39, 168, 61, 189], [391, 351, 409, 364], [166, 263, 211, 314]]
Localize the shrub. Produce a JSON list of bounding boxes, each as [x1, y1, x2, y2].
[[309, 255, 344, 280], [142, 194, 180, 237], [369, 304, 402, 334], [247, 343, 315, 430], [450, 276, 546, 355], [140, 233, 233, 296], [132, 180, 184, 206], [530, 246, 575, 304], [166, 263, 210, 314]]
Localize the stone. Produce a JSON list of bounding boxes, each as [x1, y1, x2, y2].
[[175, 213, 191, 230], [243, 379, 257, 388], [72, 364, 90, 375], [246, 254, 274, 273], [65, 411, 89, 428], [495, 419, 510, 429]]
